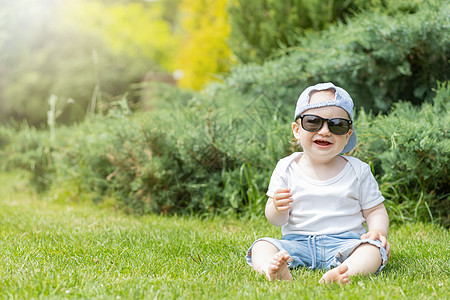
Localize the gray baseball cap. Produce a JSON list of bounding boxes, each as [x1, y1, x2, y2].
[[294, 82, 357, 154]]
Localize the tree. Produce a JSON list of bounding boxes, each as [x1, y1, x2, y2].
[[175, 0, 233, 90]]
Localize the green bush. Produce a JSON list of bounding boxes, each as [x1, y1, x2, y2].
[[106, 92, 292, 215], [223, 0, 449, 113], [227, 0, 355, 64], [354, 82, 450, 226], [2, 83, 448, 226], [0, 90, 291, 215], [226, 0, 425, 65], [1, 124, 54, 191]]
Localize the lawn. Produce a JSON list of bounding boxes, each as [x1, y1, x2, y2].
[[0, 171, 448, 299]]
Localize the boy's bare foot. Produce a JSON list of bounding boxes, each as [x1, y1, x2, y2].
[[319, 265, 350, 284], [266, 250, 293, 281]]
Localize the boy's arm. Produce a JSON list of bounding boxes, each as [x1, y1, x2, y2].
[[361, 202, 389, 247], [265, 188, 293, 226]]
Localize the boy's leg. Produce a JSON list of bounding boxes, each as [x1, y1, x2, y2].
[[251, 240, 293, 281], [320, 243, 382, 284]]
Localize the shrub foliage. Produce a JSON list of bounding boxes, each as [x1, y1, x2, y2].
[[355, 82, 449, 225], [226, 0, 425, 65], [227, 0, 357, 64], [1, 83, 449, 226], [224, 0, 449, 113], [1, 0, 448, 226]]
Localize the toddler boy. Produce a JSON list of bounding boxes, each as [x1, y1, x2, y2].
[[246, 82, 390, 284]]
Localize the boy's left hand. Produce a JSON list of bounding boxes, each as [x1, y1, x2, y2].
[[361, 230, 391, 261]]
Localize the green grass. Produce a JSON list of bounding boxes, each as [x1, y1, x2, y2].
[[0, 172, 448, 299]]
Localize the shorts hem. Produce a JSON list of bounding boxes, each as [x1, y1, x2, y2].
[[330, 238, 388, 274]]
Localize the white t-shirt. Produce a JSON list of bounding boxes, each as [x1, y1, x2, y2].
[[267, 152, 384, 236]]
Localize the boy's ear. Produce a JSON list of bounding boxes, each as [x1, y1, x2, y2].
[[346, 128, 353, 141], [292, 122, 301, 139]]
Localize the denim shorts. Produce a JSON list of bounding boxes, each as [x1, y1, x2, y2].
[[246, 231, 388, 273]]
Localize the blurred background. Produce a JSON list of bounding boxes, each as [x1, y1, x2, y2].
[[0, 0, 400, 126], [1, 0, 181, 125], [1, 0, 448, 224]]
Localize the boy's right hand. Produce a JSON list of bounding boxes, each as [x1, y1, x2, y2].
[[272, 188, 294, 213]]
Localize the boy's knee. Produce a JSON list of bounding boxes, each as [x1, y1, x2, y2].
[[358, 243, 383, 261], [252, 240, 275, 252]]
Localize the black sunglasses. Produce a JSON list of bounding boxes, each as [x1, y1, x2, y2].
[[296, 114, 352, 135]]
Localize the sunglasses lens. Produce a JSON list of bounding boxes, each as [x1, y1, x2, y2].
[[302, 115, 323, 132], [299, 115, 351, 135], [329, 118, 350, 135]]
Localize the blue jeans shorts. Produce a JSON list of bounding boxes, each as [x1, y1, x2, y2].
[[246, 231, 388, 273]]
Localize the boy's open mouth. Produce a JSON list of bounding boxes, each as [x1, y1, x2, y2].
[[314, 139, 332, 146]]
